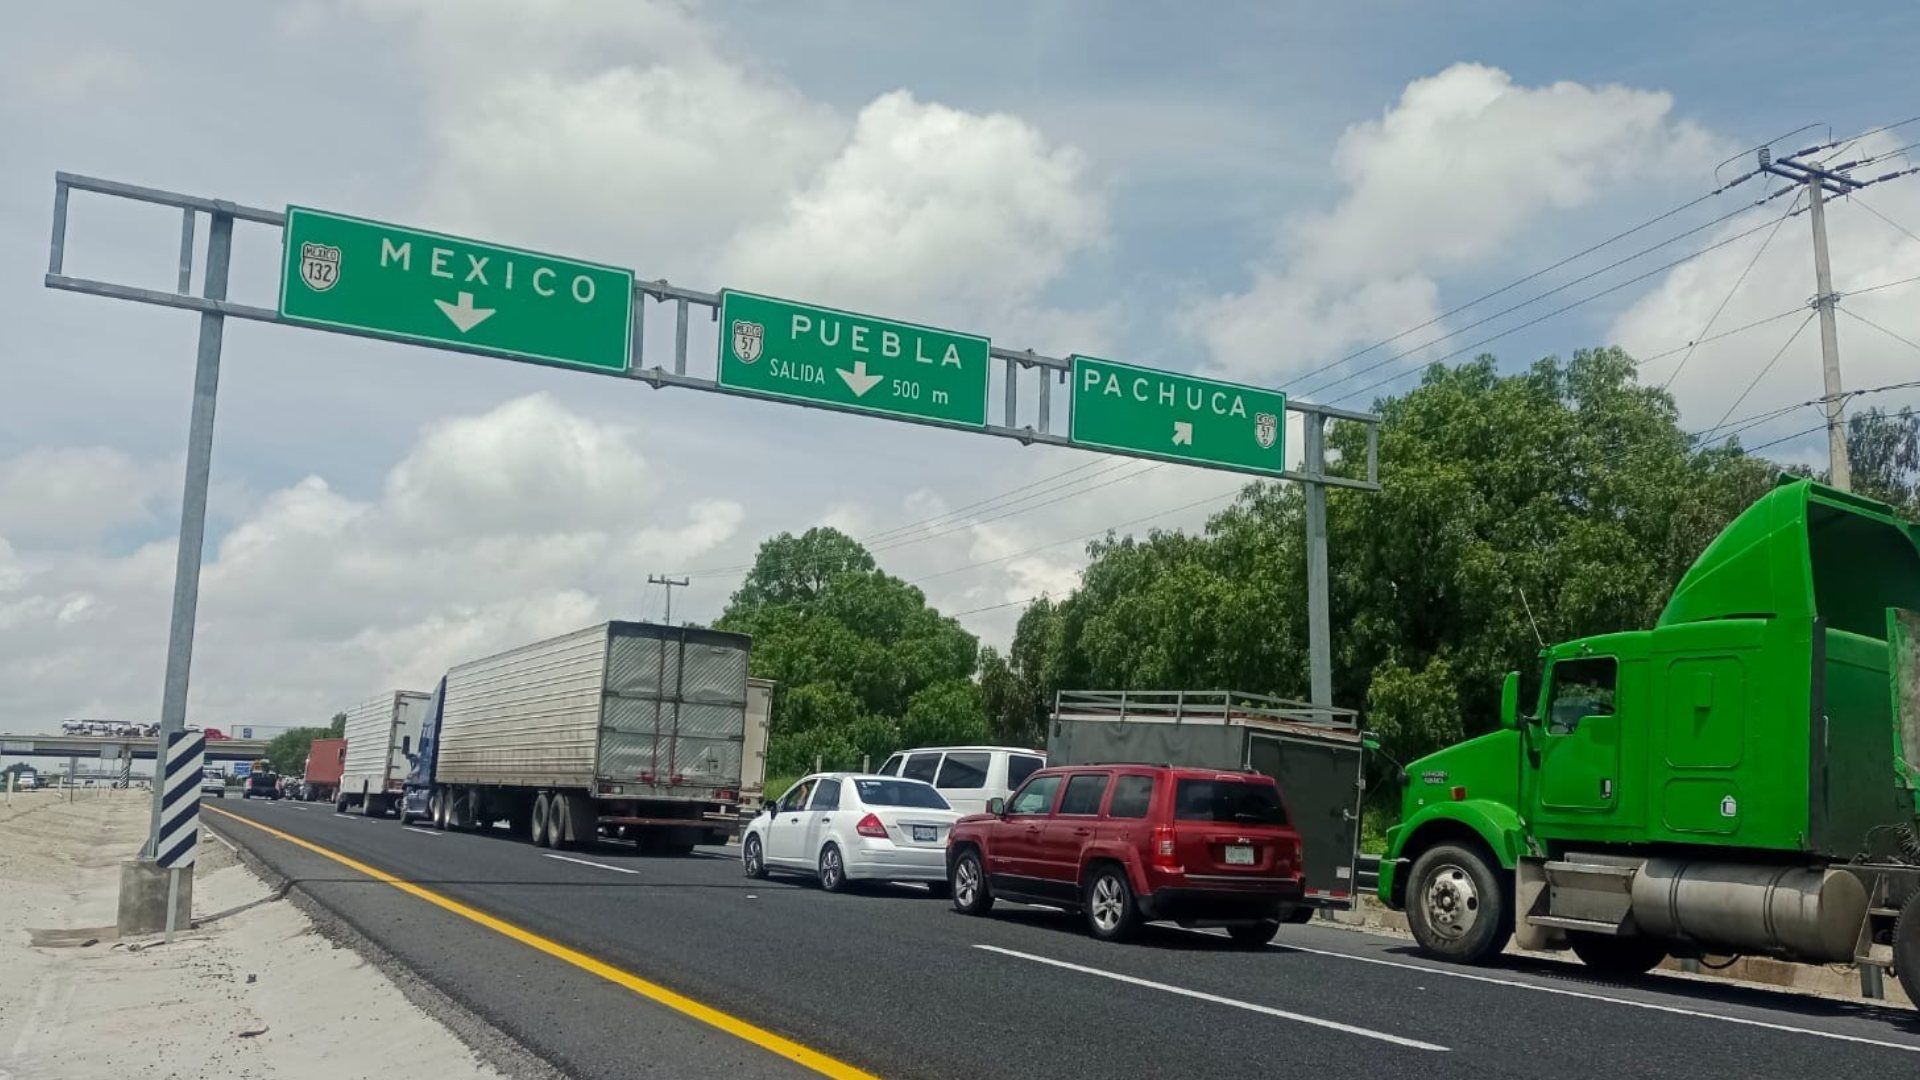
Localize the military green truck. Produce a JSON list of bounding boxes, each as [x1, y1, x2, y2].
[[1379, 478, 1920, 1005]]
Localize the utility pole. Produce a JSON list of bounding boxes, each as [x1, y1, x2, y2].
[[1805, 173, 1849, 490], [648, 574, 690, 625], [1758, 139, 1919, 490]]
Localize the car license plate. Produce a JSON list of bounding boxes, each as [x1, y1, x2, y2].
[[1225, 845, 1255, 865], [912, 825, 937, 842]]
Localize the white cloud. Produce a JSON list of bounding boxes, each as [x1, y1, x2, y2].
[[336, 1, 1106, 338], [1611, 130, 1920, 443], [1188, 63, 1722, 387], [0, 447, 174, 547], [722, 90, 1108, 329], [0, 394, 741, 727], [2, 44, 141, 107]]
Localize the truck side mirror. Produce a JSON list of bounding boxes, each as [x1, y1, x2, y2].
[[987, 797, 1006, 817], [1500, 671, 1522, 731]]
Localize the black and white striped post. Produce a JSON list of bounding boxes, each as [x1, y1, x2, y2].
[[157, 729, 205, 940]]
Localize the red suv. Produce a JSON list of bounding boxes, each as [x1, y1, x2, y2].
[[945, 765, 1304, 945]]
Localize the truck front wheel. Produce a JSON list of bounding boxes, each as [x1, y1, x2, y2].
[[1897, 886, 1920, 1009], [1567, 931, 1666, 976], [1407, 843, 1511, 964]]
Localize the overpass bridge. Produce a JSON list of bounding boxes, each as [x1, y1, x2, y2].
[[1, 732, 271, 763]]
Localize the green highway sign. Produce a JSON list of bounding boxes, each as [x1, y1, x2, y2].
[[716, 290, 990, 427], [278, 206, 633, 373], [1070, 355, 1288, 475]]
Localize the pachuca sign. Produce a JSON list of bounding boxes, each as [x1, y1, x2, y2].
[[278, 206, 633, 373], [716, 290, 990, 427], [1069, 355, 1288, 475]]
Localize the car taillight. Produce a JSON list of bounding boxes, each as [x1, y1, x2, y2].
[[1152, 824, 1179, 870], [856, 813, 889, 838]]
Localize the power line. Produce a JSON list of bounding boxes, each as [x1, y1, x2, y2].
[[1705, 312, 1818, 436], [672, 457, 1156, 580], [1850, 195, 1920, 247], [1660, 189, 1804, 389], [1296, 187, 1794, 401], [857, 458, 1121, 547], [910, 483, 1242, 585], [1325, 197, 1808, 407], [947, 596, 1043, 619], [1846, 272, 1920, 298], [1286, 173, 1761, 391], [1628, 306, 1806, 368], [1838, 305, 1920, 356]]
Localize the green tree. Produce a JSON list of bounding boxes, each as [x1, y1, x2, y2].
[[994, 348, 1780, 797], [717, 527, 984, 773], [264, 726, 331, 777], [1847, 406, 1920, 517]]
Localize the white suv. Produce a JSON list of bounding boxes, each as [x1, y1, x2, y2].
[[874, 746, 1046, 815]]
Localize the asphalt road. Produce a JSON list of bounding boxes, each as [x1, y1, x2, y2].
[[208, 798, 1920, 1079]]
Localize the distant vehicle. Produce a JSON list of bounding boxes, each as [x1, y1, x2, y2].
[[744, 774, 960, 892], [200, 768, 226, 799], [243, 771, 281, 800], [337, 691, 429, 817], [301, 737, 346, 802], [738, 677, 774, 813], [400, 622, 752, 852], [874, 745, 1046, 815], [946, 764, 1305, 945]]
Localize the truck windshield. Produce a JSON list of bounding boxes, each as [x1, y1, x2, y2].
[[1174, 779, 1288, 825], [854, 779, 951, 809]]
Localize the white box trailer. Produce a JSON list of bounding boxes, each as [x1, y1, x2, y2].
[[425, 621, 752, 852], [338, 690, 429, 817], [740, 677, 773, 811]]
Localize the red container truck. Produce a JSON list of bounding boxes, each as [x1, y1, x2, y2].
[[301, 738, 347, 802]]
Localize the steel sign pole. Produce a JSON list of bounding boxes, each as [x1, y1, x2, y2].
[[145, 209, 232, 858], [1303, 413, 1333, 718]]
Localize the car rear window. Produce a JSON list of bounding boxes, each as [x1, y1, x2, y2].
[[1174, 779, 1288, 825], [1007, 754, 1044, 788], [1106, 775, 1154, 818], [1058, 773, 1109, 815], [935, 752, 990, 789], [854, 779, 950, 809], [902, 753, 940, 783]]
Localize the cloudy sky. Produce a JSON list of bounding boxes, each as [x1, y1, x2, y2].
[[2, 1, 1918, 732]]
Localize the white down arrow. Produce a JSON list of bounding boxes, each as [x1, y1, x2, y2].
[[435, 292, 496, 333], [838, 360, 883, 397]]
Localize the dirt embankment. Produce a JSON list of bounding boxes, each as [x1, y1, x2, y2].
[[0, 789, 512, 1080]]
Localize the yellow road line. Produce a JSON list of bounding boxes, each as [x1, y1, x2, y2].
[[205, 805, 877, 1079]]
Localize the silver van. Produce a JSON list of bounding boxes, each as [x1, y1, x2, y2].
[[874, 745, 1046, 815]]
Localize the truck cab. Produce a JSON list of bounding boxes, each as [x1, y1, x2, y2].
[[1381, 478, 1920, 992]]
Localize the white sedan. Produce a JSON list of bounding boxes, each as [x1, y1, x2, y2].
[[743, 773, 960, 893]]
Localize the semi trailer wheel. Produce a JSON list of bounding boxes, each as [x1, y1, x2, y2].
[[1897, 887, 1920, 1009], [531, 791, 553, 848], [1407, 843, 1512, 964], [1567, 931, 1667, 976]]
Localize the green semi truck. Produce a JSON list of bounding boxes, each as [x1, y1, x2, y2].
[[1379, 477, 1920, 1004]]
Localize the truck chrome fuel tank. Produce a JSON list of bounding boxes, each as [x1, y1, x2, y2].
[[1630, 859, 1869, 962]]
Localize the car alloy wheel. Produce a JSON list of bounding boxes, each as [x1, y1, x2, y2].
[[819, 844, 847, 892], [743, 835, 767, 879], [1089, 874, 1127, 933], [954, 858, 980, 907]]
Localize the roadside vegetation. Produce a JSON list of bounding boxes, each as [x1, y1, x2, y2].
[[701, 353, 1920, 809]]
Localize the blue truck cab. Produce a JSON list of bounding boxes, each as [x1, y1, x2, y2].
[[397, 677, 445, 825]]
